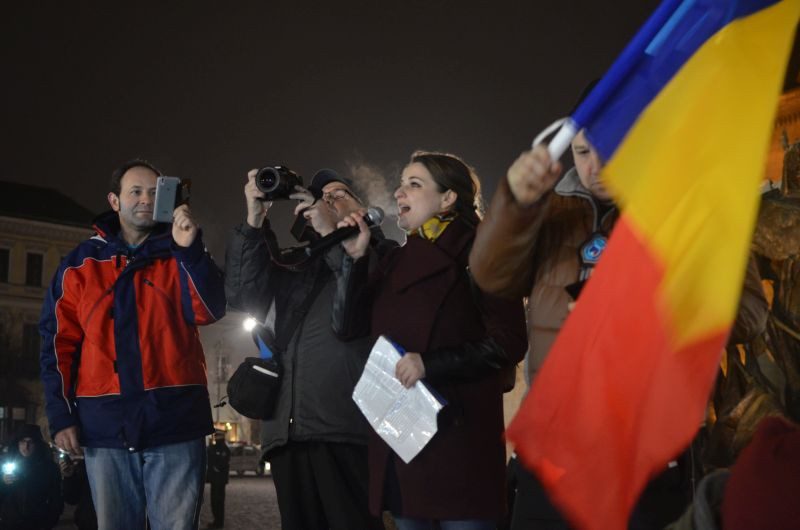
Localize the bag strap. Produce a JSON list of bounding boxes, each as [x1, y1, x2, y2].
[[273, 264, 329, 354], [255, 334, 275, 360]]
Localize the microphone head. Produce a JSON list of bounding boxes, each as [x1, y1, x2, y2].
[[365, 207, 384, 225]]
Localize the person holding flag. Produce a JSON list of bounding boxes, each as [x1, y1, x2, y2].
[[472, 0, 800, 528], [470, 126, 622, 529]]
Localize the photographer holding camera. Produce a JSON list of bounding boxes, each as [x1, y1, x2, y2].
[[225, 166, 395, 530], [0, 424, 63, 530]]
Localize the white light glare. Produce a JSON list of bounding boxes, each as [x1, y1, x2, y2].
[[243, 317, 257, 332]]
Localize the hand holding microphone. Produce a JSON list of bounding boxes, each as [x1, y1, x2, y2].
[[322, 207, 384, 260]]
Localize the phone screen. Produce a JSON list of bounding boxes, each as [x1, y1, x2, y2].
[[153, 177, 181, 223]]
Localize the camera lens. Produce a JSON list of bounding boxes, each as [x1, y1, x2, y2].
[[256, 167, 280, 193], [254, 166, 303, 200]]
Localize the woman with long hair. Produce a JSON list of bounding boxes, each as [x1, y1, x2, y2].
[[333, 151, 527, 529]]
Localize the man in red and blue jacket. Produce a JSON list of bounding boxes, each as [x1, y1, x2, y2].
[[39, 159, 226, 530]]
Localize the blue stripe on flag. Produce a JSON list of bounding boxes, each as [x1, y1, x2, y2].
[[571, 0, 781, 161]]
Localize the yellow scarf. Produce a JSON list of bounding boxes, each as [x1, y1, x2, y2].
[[410, 212, 457, 242]]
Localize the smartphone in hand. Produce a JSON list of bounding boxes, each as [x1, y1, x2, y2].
[[153, 177, 191, 223]]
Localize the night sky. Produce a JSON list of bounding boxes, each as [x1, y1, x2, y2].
[[2, 1, 661, 258]]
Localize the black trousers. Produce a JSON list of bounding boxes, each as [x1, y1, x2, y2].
[[508, 455, 693, 530], [509, 457, 572, 530], [268, 441, 383, 530], [209, 480, 226, 526]]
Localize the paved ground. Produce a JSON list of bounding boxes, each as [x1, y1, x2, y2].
[[56, 473, 281, 529], [55, 472, 401, 529], [199, 474, 282, 529]]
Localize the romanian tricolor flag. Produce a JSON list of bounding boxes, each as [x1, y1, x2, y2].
[[506, 1, 800, 529]]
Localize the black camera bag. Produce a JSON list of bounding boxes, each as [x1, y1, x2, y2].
[[226, 272, 326, 420], [227, 356, 282, 420]]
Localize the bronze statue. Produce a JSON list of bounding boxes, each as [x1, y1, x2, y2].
[[751, 131, 800, 422]]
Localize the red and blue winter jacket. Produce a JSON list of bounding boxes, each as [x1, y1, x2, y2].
[[39, 211, 226, 451]]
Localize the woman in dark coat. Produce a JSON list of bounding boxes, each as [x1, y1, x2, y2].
[[334, 151, 528, 529]]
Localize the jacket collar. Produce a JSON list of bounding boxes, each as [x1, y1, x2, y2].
[[555, 167, 593, 198], [387, 217, 474, 293], [554, 167, 618, 229], [91, 210, 172, 251]]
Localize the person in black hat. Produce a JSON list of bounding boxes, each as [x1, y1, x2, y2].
[[205, 431, 230, 529], [0, 424, 63, 530], [225, 167, 396, 530], [468, 82, 618, 529]]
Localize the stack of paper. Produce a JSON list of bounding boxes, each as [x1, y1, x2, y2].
[[352, 335, 446, 463]]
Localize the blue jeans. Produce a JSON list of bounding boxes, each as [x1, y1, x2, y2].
[[84, 438, 206, 530], [393, 517, 496, 530]]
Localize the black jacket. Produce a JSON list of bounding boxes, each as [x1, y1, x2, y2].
[[61, 460, 96, 530], [0, 448, 63, 530], [225, 220, 397, 452], [206, 442, 231, 484]]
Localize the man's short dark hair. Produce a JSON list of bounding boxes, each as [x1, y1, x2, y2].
[[110, 159, 162, 196]]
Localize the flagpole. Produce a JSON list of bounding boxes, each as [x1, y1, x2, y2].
[[546, 119, 578, 160], [532, 117, 578, 160]]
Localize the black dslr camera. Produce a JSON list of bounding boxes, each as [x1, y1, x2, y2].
[[255, 166, 303, 201], [255, 165, 321, 243]]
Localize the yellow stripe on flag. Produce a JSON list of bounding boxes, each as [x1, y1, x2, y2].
[[603, 0, 800, 348]]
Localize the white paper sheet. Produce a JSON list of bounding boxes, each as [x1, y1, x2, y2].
[[352, 335, 445, 463]]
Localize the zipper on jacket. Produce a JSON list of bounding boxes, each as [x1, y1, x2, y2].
[[83, 286, 115, 330], [142, 278, 179, 316]]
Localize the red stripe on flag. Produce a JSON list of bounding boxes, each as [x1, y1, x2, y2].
[[507, 217, 726, 530]]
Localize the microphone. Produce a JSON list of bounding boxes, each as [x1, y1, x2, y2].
[[305, 207, 384, 256]]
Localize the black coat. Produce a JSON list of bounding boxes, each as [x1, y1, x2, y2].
[[206, 442, 231, 485], [225, 221, 397, 452], [0, 452, 63, 530], [61, 460, 97, 530]]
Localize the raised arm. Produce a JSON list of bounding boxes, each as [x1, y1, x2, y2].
[[225, 170, 281, 317], [173, 230, 226, 325], [469, 146, 562, 298], [329, 211, 397, 340]]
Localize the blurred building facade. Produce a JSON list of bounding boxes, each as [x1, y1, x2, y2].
[[0, 181, 94, 442], [200, 310, 263, 446]]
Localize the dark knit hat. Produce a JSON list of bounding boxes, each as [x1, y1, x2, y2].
[[11, 423, 44, 443], [12, 423, 44, 442], [310, 169, 352, 191], [721, 416, 800, 530]]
